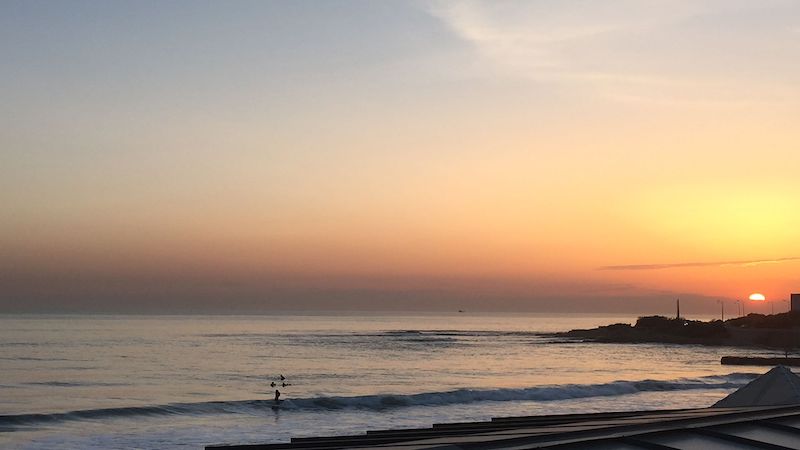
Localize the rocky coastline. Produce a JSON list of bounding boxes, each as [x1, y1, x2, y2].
[[546, 312, 800, 349]]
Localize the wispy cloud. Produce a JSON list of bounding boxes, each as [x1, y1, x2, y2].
[[424, 0, 798, 106], [427, 1, 625, 71], [599, 257, 800, 271]]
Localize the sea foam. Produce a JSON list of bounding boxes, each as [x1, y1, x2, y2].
[[0, 372, 756, 428]]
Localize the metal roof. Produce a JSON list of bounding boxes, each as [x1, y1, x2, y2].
[[206, 404, 800, 450]]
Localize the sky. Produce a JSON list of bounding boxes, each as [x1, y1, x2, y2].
[[2, 0, 799, 314]]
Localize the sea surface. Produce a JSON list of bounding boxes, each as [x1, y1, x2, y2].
[[0, 313, 783, 449]]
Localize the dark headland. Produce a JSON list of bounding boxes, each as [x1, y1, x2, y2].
[[547, 312, 800, 349]]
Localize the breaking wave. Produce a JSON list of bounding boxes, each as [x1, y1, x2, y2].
[[0, 372, 756, 427]]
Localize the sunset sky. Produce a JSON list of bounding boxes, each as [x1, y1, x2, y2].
[[2, 1, 799, 313]]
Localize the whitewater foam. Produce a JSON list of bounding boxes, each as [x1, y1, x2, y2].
[[0, 372, 756, 428]]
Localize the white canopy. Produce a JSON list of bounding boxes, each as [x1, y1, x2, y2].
[[714, 365, 800, 407]]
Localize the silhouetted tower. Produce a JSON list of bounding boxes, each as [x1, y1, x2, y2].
[[792, 293, 800, 312], [676, 299, 681, 319]]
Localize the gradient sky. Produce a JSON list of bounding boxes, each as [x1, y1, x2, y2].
[[2, 0, 799, 314]]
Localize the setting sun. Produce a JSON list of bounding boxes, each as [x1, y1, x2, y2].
[[749, 293, 766, 301]]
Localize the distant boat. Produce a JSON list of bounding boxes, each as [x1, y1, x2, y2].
[[458, 310, 465, 313]]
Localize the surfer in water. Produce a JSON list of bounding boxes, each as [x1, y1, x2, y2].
[[271, 375, 288, 406]]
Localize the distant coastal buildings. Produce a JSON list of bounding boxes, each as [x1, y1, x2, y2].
[[792, 293, 800, 312]]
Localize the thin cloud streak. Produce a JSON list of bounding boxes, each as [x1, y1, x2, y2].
[[424, 0, 799, 106], [599, 257, 800, 271]]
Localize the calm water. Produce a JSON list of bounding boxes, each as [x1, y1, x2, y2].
[[0, 313, 780, 449]]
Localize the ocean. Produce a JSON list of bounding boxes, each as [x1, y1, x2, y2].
[[0, 313, 779, 449]]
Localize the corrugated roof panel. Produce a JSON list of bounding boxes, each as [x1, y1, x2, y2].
[[772, 417, 800, 428], [713, 423, 800, 449], [207, 405, 800, 449], [547, 440, 647, 450], [638, 431, 756, 450]]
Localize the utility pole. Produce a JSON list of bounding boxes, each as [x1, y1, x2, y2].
[[717, 300, 724, 321]]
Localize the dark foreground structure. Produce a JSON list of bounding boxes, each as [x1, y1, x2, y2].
[[207, 405, 800, 449], [208, 367, 800, 449]]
